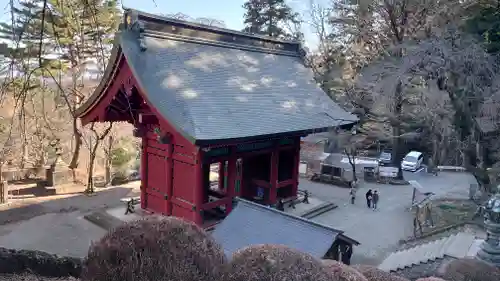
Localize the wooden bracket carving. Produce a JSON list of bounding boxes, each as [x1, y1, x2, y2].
[[122, 75, 134, 96], [153, 127, 172, 144], [124, 10, 147, 51]]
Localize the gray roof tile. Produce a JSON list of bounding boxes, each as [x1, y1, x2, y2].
[[77, 9, 357, 143], [211, 199, 341, 258], [119, 30, 356, 142]]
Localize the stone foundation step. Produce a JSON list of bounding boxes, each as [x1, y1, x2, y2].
[[300, 202, 337, 219], [44, 183, 87, 195], [84, 210, 123, 231], [378, 232, 476, 272]]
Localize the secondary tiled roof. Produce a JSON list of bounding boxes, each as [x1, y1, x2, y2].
[[211, 198, 357, 258], [77, 9, 357, 143]]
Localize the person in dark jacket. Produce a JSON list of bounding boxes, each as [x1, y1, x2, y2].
[[365, 189, 373, 208], [277, 199, 285, 211], [372, 190, 379, 210]]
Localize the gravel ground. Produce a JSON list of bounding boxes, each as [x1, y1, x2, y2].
[[0, 182, 140, 225], [0, 182, 141, 257], [298, 171, 476, 266]]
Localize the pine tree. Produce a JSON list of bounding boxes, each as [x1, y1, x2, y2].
[[242, 0, 302, 40], [0, 0, 120, 173], [464, 1, 500, 55]]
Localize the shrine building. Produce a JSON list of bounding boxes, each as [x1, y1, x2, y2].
[[76, 9, 357, 227]]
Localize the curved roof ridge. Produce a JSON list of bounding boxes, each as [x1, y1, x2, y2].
[[75, 37, 123, 118], [123, 8, 302, 45], [122, 8, 307, 58]]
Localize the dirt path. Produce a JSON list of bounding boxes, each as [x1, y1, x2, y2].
[[0, 182, 141, 258], [0, 182, 140, 225]]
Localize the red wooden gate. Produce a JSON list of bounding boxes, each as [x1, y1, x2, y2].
[[142, 136, 170, 215]]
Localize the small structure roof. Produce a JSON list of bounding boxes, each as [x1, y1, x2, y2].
[[301, 132, 333, 144], [211, 198, 359, 259], [475, 116, 499, 134], [76, 9, 357, 144]]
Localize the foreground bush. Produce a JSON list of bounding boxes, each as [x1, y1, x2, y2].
[[224, 244, 331, 281], [322, 260, 368, 281], [0, 273, 78, 280], [438, 258, 500, 281], [351, 265, 410, 281], [0, 247, 81, 278], [82, 216, 226, 281]]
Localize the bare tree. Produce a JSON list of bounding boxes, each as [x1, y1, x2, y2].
[[84, 122, 113, 194], [333, 128, 368, 182], [102, 135, 114, 186], [367, 28, 498, 188]]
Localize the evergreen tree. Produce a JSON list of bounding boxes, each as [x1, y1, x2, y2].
[[464, 1, 500, 55], [242, 0, 302, 40], [0, 0, 120, 172], [0, 0, 120, 75]]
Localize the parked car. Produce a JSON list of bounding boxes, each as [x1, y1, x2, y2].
[[401, 151, 424, 171], [378, 151, 392, 166]]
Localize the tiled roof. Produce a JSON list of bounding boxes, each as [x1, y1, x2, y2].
[[211, 198, 355, 259], [475, 116, 498, 134], [77, 9, 357, 144]]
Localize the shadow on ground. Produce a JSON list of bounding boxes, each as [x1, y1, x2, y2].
[[0, 185, 140, 257], [0, 186, 136, 225]]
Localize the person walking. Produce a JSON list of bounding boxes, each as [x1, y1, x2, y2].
[[365, 189, 372, 208], [349, 186, 356, 204], [372, 190, 379, 210]]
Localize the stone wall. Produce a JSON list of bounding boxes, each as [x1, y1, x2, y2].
[[0, 247, 82, 278]]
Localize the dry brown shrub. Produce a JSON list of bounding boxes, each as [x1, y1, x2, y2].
[[223, 244, 331, 281], [81, 216, 226, 281], [439, 258, 500, 281], [351, 265, 410, 281], [322, 260, 368, 281], [0, 273, 78, 280], [416, 277, 448, 281]]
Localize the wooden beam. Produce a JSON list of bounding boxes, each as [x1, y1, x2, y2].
[[252, 179, 271, 189], [201, 197, 231, 211], [139, 113, 158, 124]]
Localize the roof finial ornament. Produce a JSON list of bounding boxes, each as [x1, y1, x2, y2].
[[124, 10, 147, 52], [476, 185, 500, 267]]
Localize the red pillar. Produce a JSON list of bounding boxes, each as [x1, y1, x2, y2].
[[140, 136, 147, 210], [218, 162, 225, 191], [291, 140, 300, 198], [235, 159, 243, 197], [225, 156, 237, 213], [165, 142, 174, 216], [269, 145, 279, 204], [193, 150, 204, 225]]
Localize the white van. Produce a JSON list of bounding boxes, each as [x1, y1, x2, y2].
[[401, 151, 423, 171]]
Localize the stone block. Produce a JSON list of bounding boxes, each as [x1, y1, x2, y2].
[[0, 180, 7, 204], [45, 166, 73, 187]]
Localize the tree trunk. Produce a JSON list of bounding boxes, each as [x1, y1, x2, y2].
[[67, 48, 83, 182], [86, 143, 98, 194], [345, 148, 357, 182], [18, 110, 27, 171], [105, 136, 113, 185], [68, 117, 82, 176], [392, 80, 404, 179], [86, 123, 113, 193]]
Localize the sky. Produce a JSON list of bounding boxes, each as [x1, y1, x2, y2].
[[0, 0, 320, 47]]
